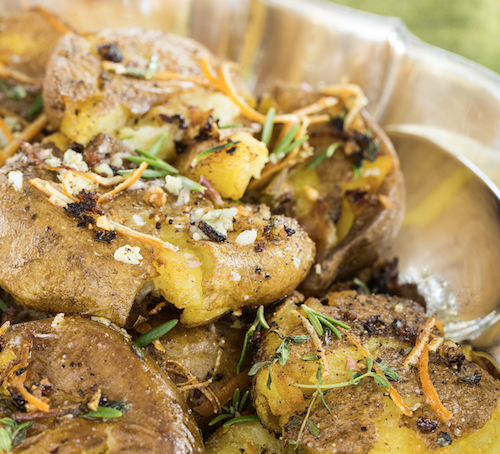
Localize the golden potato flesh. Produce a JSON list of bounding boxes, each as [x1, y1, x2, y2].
[[0, 316, 203, 453], [252, 293, 500, 453]]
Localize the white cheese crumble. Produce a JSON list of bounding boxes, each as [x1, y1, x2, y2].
[[69, 175, 99, 196], [8, 171, 23, 191], [165, 175, 183, 195], [44, 156, 62, 168], [235, 229, 257, 246], [110, 155, 123, 168], [193, 232, 203, 241], [94, 163, 114, 178], [132, 214, 146, 226], [114, 245, 143, 265], [231, 271, 241, 282], [293, 256, 301, 269], [200, 207, 238, 238], [63, 149, 89, 172], [363, 168, 381, 177], [315, 263, 322, 275], [96, 215, 113, 231], [51, 313, 65, 330], [394, 303, 404, 313]]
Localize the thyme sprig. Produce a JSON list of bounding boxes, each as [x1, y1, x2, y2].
[[376, 358, 401, 382], [249, 331, 309, 390], [208, 389, 259, 427], [237, 306, 269, 374], [302, 304, 350, 339], [191, 141, 240, 167], [261, 107, 275, 146], [0, 418, 33, 452]]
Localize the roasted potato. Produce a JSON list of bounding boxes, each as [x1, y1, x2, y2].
[[256, 86, 405, 297], [251, 293, 500, 453], [0, 143, 314, 326], [0, 316, 203, 453], [205, 421, 294, 454]]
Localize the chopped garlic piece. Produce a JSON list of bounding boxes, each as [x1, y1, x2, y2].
[[94, 163, 114, 178], [235, 229, 257, 246], [293, 256, 301, 269], [165, 175, 183, 195], [63, 149, 88, 172], [8, 171, 23, 191], [114, 245, 143, 265]]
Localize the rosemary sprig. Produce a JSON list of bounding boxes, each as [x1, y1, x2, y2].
[[125, 134, 178, 174], [352, 277, 371, 294], [26, 94, 43, 120], [134, 319, 178, 347], [306, 142, 339, 170], [248, 331, 309, 390], [208, 389, 259, 427], [0, 82, 27, 100], [261, 107, 275, 147], [191, 141, 240, 167], [0, 418, 33, 452], [218, 123, 243, 129], [301, 304, 350, 339], [292, 357, 390, 391], [237, 306, 269, 374]]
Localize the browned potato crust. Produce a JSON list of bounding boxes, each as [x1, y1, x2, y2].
[[0, 316, 203, 453]]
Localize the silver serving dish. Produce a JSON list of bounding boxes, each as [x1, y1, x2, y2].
[[4, 0, 500, 360]]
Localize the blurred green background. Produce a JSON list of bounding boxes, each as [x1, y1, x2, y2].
[[329, 0, 500, 74]]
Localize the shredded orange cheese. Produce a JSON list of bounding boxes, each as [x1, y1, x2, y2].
[[340, 327, 413, 417], [403, 316, 437, 369], [418, 345, 454, 423], [97, 162, 148, 203], [0, 117, 14, 142], [3, 113, 48, 157], [15, 379, 50, 412]]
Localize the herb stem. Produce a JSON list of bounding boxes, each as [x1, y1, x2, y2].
[[261, 107, 275, 147], [306, 142, 339, 170], [134, 319, 178, 347]]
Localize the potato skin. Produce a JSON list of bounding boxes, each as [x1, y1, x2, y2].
[[0, 317, 203, 454]]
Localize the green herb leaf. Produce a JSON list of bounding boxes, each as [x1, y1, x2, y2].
[[119, 135, 135, 140], [127, 155, 178, 174], [0, 419, 16, 429], [0, 417, 34, 450], [306, 142, 339, 170], [372, 373, 390, 389], [118, 169, 169, 179], [238, 390, 250, 413], [144, 55, 159, 80], [286, 418, 302, 429], [237, 306, 268, 374], [180, 176, 206, 192], [0, 298, 8, 313], [257, 306, 270, 330], [376, 359, 401, 382], [280, 134, 309, 156], [134, 319, 178, 347], [219, 123, 243, 129], [301, 353, 319, 361], [289, 335, 310, 343], [223, 415, 260, 427], [271, 125, 300, 159], [208, 413, 233, 426], [85, 406, 123, 419], [191, 141, 240, 167], [147, 134, 167, 157], [0, 427, 11, 452], [248, 361, 271, 376], [308, 419, 320, 437], [26, 94, 43, 120], [0, 83, 27, 100], [366, 357, 373, 374], [316, 315, 341, 339], [352, 164, 362, 179], [276, 340, 290, 367], [261, 107, 275, 147], [353, 277, 371, 294]]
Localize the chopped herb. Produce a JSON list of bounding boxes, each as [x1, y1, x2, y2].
[[0, 418, 33, 452], [0, 83, 27, 100], [26, 94, 43, 120], [261, 107, 276, 147], [147, 134, 167, 157], [308, 420, 320, 437], [144, 55, 159, 80], [134, 319, 178, 347], [302, 304, 350, 339], [131, 343, 145, 360], [110, 55, 159, 80], [376, 358, 401, 382], [118, 169, 169, 179], [306, 143, 339, 170], [352, 164, 362, 179], [0, 297, 8, 312], [301, 353, 320, 361], [458, 372, 481, 385], [271, 125, 300, 160], [84, 406, 123, 419], [353, 277, 371, 294], [119, 135, 135, 140], [248, 331, 309, 390], [191, 141, 240, 167], [365, 128, 372, 137], [218, 123, 243, 129], [208, 389, 257, 427], [237, 306, 269, 374]]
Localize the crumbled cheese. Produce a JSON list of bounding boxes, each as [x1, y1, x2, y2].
[[110, 155, 123, 168], [200, 207, 238, 238], [193, 232, 202, 241], [114, 245, 143, 265], [394, 303, 404, 313], [63, 149, 89, 172], [51, 313, 65, 330], [293, 256, 301, 269], [315, 263, 322, 275], [69, 174, 98, 196], [231, 271, 241, 282], [94, 163, 114, 178], [363, 168, 381, 177], [8, 171, 23, 191], [96, 215, 113, 231], [235, 229, 257, 246], [44, 156, 62, 168], [165, 175, 183, 195], [132, 214, 146, 226]]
